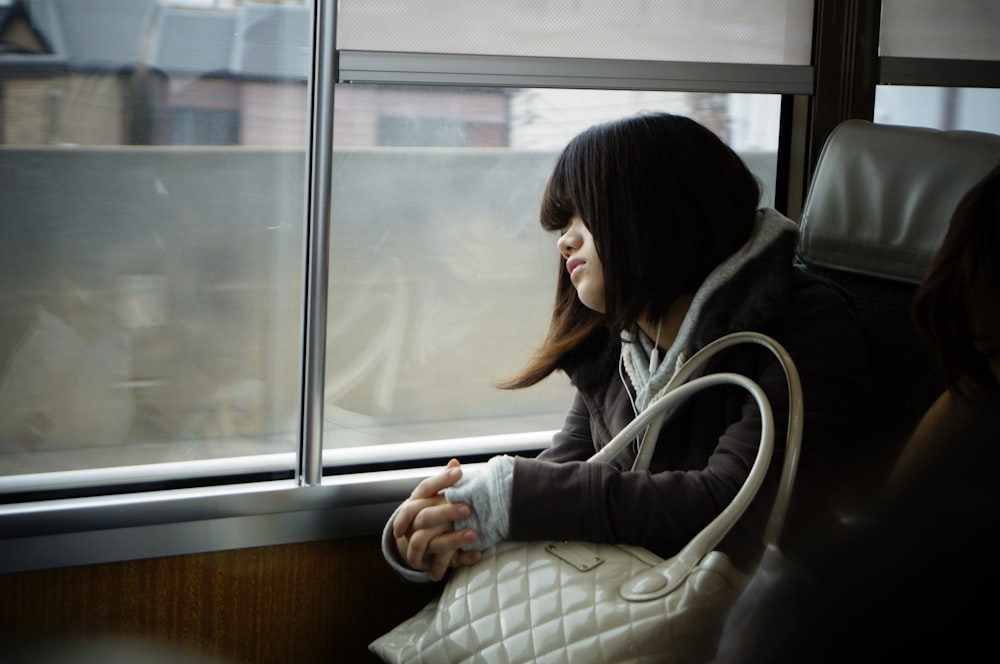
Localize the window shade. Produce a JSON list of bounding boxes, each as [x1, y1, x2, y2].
[[337, 0, 813, 65], [880, 0, 1000, 60]]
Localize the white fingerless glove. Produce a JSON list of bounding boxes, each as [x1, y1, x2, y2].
[[445, 455, 515, 551]]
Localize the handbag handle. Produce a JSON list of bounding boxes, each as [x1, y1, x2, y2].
[[587, 331, 803, 601], [654, 331, 803, 548]]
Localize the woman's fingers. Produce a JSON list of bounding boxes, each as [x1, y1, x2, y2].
[[453, 548, 484, 568], [412, 501, 469, 531], [396, 525, 479, 574], [426, 541, 483, 580], [404, 521, 475, 564], [392, 496, 433, 538], [426, 527, 477, 556], [409, 459, 463, 500], [392, 460, 465, 537], [390, 458, 483, 577], [393, 494, 467, 538], [425, 531, 480, 581], [427, 551, 453, 582]]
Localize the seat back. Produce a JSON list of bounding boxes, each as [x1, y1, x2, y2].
[[797, 120, 1000, 440]]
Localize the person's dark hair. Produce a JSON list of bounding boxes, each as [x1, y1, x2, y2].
[[912, 162, 1000, 400], [501, 113, 762, 388]]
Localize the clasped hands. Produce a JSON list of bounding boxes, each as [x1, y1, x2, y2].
[[393, 458, 483, 581]]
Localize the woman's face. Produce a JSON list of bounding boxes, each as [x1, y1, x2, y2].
[[557, 215, 605, 313], [969, 291, 1000, 385]]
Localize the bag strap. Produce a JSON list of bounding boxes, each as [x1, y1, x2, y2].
[[655, 331, 803, 547], [586, 331, 804, 601]]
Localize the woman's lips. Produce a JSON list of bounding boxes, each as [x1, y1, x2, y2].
[[566, 257, 584, 281]]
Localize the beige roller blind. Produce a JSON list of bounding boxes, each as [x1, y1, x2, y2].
[[880, 0, 1000, 60], [337, 0, 814, 65]]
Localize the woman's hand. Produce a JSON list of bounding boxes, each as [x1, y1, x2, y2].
[[393, 459, 483, 581]]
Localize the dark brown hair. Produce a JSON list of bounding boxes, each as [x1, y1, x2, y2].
[[501, 113, 762, 388], [912, 162, 1000, 400]]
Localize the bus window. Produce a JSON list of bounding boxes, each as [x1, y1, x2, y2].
[[323, 85, 782, 449], [875, 86, 1000, 135], [0, 2, 310, 477], [876, 0, 1000, 134]]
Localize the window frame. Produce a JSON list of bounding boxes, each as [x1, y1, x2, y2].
[[0, 0, 833, 574], [879, 57, 1000, 88]]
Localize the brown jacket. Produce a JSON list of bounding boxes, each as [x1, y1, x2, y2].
[[510, 230, 874, 569]]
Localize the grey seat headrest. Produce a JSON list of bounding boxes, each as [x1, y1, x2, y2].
[[798, 120, 1000, 284]]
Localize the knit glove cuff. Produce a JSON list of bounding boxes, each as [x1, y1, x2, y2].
[[445, 455, 515, 551]]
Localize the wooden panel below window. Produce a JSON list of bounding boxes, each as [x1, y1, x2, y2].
[[0, 535, 439, 663]]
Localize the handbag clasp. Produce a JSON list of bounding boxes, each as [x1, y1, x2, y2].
[[545, 541, 605, 572]]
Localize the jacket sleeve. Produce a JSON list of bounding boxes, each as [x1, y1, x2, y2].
[[508, 403, 769, 563], [535, 390, 600, 463]]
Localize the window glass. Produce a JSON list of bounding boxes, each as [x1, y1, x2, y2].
[[325, 86, 781, 447], [874, 86, 1000, 135], [338, 0, 814, 66], [0, 0, 310, 476], [0, 1, 783, 478]]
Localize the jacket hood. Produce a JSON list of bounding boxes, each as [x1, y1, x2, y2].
[[567, 208, 799, 394]]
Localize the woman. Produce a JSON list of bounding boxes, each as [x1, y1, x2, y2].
[[859, 162, 1000, 658], [892, 161, 1000, 487], [716, 161, 1000, 664], [384, 113, 873, 583]]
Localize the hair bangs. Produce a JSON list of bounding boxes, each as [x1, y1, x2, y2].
[[540, 149, 583, 233]]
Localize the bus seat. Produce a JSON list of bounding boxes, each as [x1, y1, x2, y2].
[[797, 119, 1000, 446]]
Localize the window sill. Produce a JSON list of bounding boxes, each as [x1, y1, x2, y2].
[[0, 432, 552, 574]]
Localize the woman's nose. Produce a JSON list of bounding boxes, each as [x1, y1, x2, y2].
[[557, 229, 575, 258]]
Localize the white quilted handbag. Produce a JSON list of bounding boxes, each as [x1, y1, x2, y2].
[[370, 332, 803, 664]]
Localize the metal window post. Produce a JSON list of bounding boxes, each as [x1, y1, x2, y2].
[[298, 0, 336, 486]]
